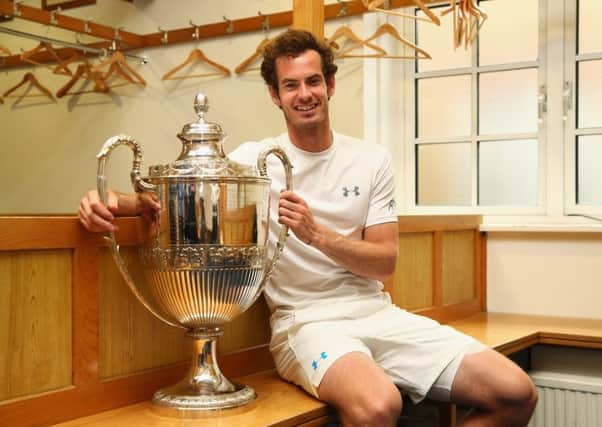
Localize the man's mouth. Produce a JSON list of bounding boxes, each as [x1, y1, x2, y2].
[[294, 103, 318, 112]]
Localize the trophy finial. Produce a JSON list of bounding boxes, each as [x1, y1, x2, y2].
[[194, 93, 209, 119]]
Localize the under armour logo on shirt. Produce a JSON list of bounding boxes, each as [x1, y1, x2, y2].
[[311, 351, 329, 370], [343, 186, 360, 197]]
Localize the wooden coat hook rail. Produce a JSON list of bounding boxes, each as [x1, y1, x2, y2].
[[0, 0, 439, 70]]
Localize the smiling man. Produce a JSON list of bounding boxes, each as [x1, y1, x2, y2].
[[79, 29, 537, 427]]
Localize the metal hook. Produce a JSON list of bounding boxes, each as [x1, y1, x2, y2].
[[383, 0, 391, 10], [258, 11, 270, 33], [223, 16, 233, 34], [158, 26, 168, 44], [50, 7, 61, 25], [84, 18, 93, 34], [190, 20, 200, 40], [114, 26, 124, 42], [337, 0, 348, 17], [13, 0, 22, 17]]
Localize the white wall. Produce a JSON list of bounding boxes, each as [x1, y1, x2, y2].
[[0, 0, 364, 213], [487, 233, 602, 319]]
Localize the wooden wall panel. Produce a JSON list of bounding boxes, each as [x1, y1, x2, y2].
[[442, 231, 475, 305], [98, 249, 189, 379], [0, 250, 72, 401], [220, 297, 271, 354], [391, 233, 433, 310]]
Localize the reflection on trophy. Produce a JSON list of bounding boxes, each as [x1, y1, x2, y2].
[[96, 93, 293, 413]]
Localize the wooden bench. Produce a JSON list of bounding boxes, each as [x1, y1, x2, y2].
[[46, 313, 602, 427], [3, 215, 600, 426]]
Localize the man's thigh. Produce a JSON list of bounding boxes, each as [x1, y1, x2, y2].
[[450, 348, 534, 408], [317, 351, 400, 411]]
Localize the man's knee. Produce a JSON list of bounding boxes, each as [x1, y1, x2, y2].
[[501, 373, 538, 418], [342, 388, 402, 427]]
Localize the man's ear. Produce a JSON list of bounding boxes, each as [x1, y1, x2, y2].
[[326, 75, 336, 99], [268, 85, 282, 108]]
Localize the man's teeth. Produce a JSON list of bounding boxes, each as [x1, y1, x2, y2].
[[296, 105, 316, 111]]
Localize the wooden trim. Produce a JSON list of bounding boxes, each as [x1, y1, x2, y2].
[[295, 414, 337, 427], [0, 0, 441, 69], [432, 231, 443, 307], [0, 1, 143, 47], [397, 216, 482, 233], [538, 333, 602, 350], [495, 334, 540, 356], [293, 0, 325, 38], [0, 216, 141, 250], [41, 0, 96, 11], [72, 246, 100, 386], [480, 233, 487, 311], [414, 299, 481, 325]]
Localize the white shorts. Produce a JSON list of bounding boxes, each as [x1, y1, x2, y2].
[[270, 302, 487, 403]]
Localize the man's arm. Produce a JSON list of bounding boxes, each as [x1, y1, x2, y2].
[[278, 191, 398, 282], [78, 189, 160, 232]]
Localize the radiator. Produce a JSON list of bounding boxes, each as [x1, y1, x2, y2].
[[528, 370, 602, 427]]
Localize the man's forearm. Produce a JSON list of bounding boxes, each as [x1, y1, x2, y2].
[[311, 224, 398, 282]]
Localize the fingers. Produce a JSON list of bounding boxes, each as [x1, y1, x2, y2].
[[278, 190, 314, 245], [78, 190, 117, 233]]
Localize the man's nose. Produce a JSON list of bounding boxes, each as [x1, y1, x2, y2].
[[298, 83, 311, 98]]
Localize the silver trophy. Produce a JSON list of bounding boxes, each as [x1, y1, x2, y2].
[[96, 93, 293, 413]]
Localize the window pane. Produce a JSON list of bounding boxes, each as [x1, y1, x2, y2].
[[418, 75, 471, 138], [417, 5, 471, 72], [479, 69, 538, 135], [578, 60, 602, 129], [579, 0, 602, 55], [479, 0, 538, 66], [417, 143, 471, 205], [577, 135, 602, 205], [479, 139, 538, 206]]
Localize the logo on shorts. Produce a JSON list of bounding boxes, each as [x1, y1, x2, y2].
[[311, 351, 328, 370]]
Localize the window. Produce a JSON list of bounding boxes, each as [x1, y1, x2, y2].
[[365, 0, 602, 222], [411, 0, 542, 213], [565, 0, 602, 213]]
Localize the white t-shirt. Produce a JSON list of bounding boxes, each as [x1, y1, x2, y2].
[[230, 131, 398, 321]]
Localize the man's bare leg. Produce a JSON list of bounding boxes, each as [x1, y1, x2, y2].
[[451, 348, 538, 427], [317, 352, 402, 427]]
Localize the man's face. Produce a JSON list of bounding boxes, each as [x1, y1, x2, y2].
[[269, 49, 335, 131]]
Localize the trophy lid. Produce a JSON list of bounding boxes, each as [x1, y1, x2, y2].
[[178, 93, 225, 142], [146, 92, 265, 181]]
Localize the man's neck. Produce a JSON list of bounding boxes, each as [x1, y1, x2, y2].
[[287, 124, 333, 153]]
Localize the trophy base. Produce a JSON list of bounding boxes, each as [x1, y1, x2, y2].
[[151, 383, 257, 414]]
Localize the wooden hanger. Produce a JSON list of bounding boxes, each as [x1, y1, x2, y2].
[[350, 22, 431, 60], [21, 42, 72, 76], [163, 48, 230, 80], [0, 44, 11, 56], [235, 37, 273, 74], [56, 63, 108, 98], [441, 0, 487, 49], [363, 0, 441, 26], [3, 72, 55, 100], [327, 25, 387, 58], [93, 51, 146, 86]]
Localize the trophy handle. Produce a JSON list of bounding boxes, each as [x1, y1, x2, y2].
[[96, 134, 182, 329], [254, 145, 293, 301]]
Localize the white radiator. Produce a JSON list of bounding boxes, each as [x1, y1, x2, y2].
[[528, 370, 602, 427]]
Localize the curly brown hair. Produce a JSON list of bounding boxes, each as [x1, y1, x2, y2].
[[260, 29, 338, 93]]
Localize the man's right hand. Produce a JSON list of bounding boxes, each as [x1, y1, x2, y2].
[[78, 190, 160, 233]]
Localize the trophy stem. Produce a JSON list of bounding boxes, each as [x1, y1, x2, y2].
[[151, 328, 256, 413]]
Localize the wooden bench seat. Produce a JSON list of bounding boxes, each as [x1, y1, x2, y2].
[[52, 312, 602, 427]]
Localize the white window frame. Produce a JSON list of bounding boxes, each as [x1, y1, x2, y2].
[[363, 0, 602, 228]]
